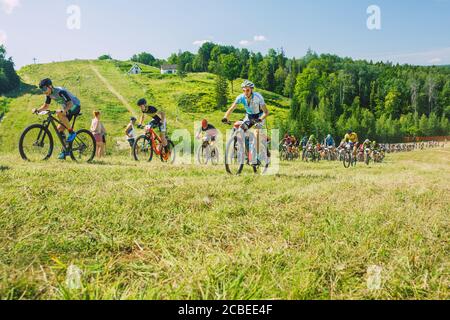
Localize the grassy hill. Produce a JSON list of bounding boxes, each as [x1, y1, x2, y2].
[[0, 148, 448, 299], [0, 60, 290, 153]]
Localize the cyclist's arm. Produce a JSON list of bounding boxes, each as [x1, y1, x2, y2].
[[224, 102, 238, 120], [36, 96, 51, 112], [139, 113, 145, 127], [260, 104, 269, 121]]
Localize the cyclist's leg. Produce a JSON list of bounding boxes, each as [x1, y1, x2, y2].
[[159, 118, 168, 150], [56, 110, 70, 133]]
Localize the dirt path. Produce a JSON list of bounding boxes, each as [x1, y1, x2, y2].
[[89, 62, 137, 117]]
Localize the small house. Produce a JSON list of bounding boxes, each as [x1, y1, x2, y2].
[[161, 64, 178, 75], [128, 64, 142, 75]]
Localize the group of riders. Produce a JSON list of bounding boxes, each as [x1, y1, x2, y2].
[[34, 78, 268, 161], [281, 131, 386, 164], [33, 77, 445, 165]]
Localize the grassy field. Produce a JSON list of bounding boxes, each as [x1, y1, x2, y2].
[[0, 147, 448, 300]]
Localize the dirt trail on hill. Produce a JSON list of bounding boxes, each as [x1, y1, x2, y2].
[[89, 62, 137, 117]]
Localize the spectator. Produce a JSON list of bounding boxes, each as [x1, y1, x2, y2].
[[91, 111, 106, 159]]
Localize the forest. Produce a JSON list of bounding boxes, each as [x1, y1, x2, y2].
[[132, 43, 450, 142]]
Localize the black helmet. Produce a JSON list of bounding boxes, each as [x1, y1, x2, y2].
[[130, 117, 137, 122], [347, 129, 353, 134], [137, 98, 147, 106], [39, 78, 52, 89]]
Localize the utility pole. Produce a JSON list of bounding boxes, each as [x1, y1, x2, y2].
[[33, 58, 37, 65]]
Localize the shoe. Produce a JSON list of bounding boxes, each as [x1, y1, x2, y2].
[[58, 152, 67, 160], [67, 132, 77, 143]]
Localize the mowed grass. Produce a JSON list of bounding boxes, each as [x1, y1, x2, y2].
[[0, 148, 448, 300]]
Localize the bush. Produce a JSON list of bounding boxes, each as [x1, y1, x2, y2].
[[98, 54, 112, 61]]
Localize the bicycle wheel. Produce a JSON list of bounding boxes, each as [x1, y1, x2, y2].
[[210, 146, 220, 166], [365, 154, 371, 166], [225, 136, 245, 175], [19, 124, 54, 161], [69, 129, 96, 163], [160, 140, 176, 163], [343, 152, 352, 168], [252, 143, 270, 174], [133, 135, 152, 162], [197, 145, 208, 165]]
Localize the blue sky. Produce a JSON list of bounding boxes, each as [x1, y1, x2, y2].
[[1, 0, 449, 68]]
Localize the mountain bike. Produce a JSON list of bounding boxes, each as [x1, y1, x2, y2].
[[197, 138, 219, 165], [343, 143, 357, 168], [133, 124, 175, 163], [305, 144, 320, 162], [224, 119, 270, 175], [19, 111, 96, 162]]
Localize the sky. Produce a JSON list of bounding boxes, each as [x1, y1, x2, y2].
[[0, 0, 450, 69]]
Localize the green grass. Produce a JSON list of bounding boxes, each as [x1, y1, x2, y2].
[[0, 60, 290, 153], [0, 148, 448, 300]]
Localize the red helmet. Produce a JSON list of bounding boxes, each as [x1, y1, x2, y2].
[[202, 119, 208, 128]]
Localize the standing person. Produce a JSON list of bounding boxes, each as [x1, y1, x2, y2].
[[91, 111, 105, 159], [125, 117, 137, 155], [33, 78, 81, 160]]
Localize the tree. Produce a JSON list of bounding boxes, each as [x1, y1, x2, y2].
[[274, 66, 288, 95], [131, 52, 156, 66], [0, 46, 20, 94], [219, 54, 240, 93], [215, 74, 229, 109], [98, 54, 112, 60]]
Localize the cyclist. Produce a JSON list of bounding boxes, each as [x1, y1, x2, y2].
[[324, 134, 335, 148], [222, 80, 269, 156], [137, 98, 167, 151], [33, 78, 81, 159], [343, 129, 359, 156], [307, 134, 317, 147], [363, 139, 372, 149], [196, 119, 218, 144]]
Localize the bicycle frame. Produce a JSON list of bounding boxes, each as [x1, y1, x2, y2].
[[145, 126, 164, 156], [40, 112, 78, 151]]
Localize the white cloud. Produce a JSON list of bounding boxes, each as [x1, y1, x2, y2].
[[239, 40, 251, 46], [429, 57, 442, 64], [0, 30, 7, 45], [193, 40, 209, 46], [1, 0, 20, 14], [253, 35, 268, 42]]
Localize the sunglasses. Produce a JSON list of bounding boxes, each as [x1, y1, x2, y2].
[[40, 86, 49, 92]]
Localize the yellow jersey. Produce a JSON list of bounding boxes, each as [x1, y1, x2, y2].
[[344, 133, 359, 143]]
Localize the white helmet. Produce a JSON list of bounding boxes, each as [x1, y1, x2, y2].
[[241, 80, 255, 89]]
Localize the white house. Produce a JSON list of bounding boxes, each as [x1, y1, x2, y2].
[[161, 64, 178, 75], [128, 64, 142, 75]]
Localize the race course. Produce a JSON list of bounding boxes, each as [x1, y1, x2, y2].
[[0, 147, 448, 300]]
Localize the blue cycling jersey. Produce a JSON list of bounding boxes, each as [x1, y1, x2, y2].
[[234, 92, 266, 115]]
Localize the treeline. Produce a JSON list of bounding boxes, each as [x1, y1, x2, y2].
[[131, 44, 450, 142], [0, 46, 20, 95]]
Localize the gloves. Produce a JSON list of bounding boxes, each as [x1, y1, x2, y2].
[[137, 124, 144, 129], [222, 118, 229, 124]]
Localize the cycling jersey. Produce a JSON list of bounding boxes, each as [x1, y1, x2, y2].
[[325, 137, 335, 147], [45, 87, 81, 109], [344, 133, 359, 144], [197, 124, 218, 138], [142, 105, 158, 115], [234, 92, 266, 115]]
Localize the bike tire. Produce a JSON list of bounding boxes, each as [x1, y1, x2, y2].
[[160, 140, 176, 163], [225, 137, 245, 175], [19, 124, 54, 162], [134, 135, 152, 162], [69, 129, 96, 163], [343, 153, 351, 168]]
